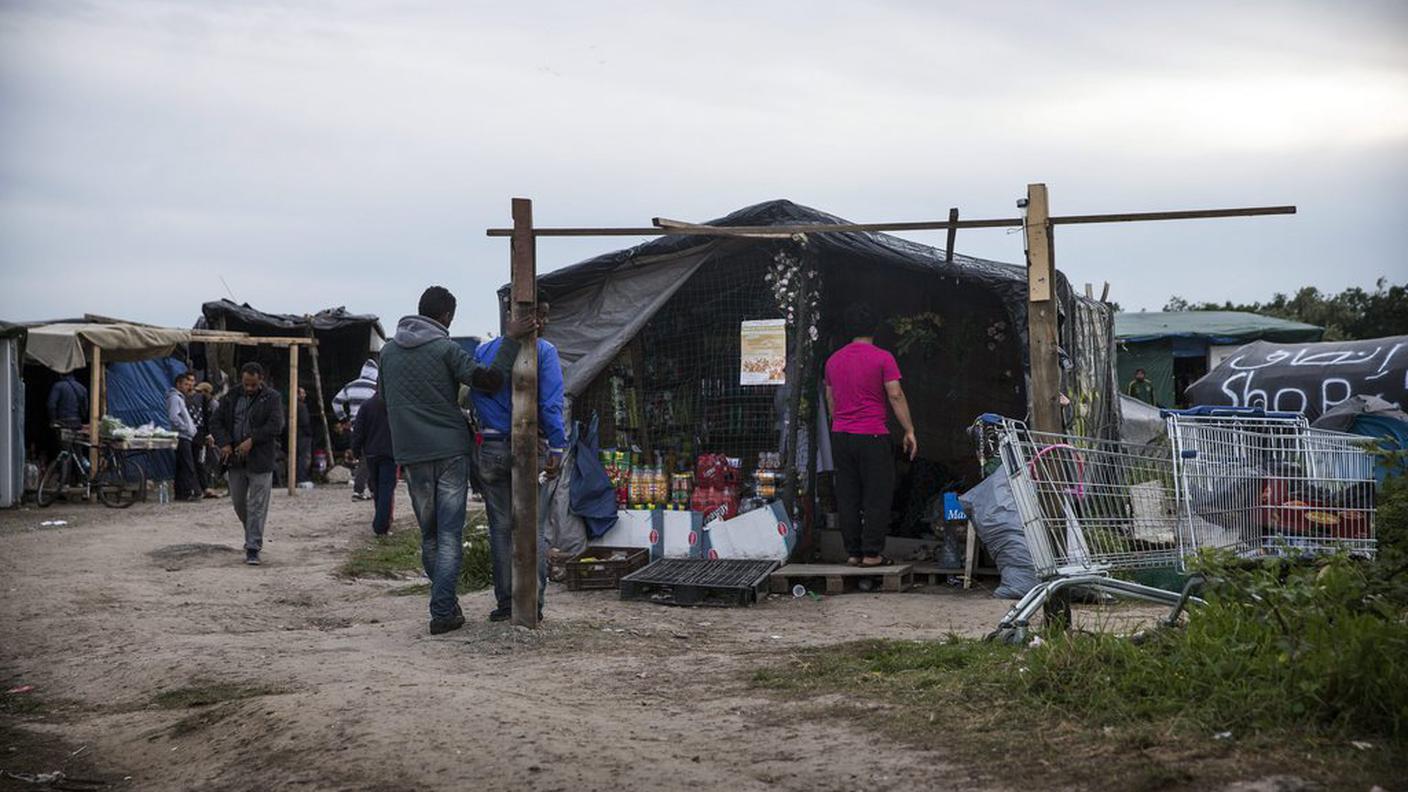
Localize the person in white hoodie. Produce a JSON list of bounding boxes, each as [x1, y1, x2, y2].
[[167, 372, 201, 502]]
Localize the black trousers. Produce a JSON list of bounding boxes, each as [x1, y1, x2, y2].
[[832, 432, 895, 557], [174, 437, 200, 500]]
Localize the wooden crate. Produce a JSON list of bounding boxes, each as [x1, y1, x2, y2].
[[563, 546, 650, 591]]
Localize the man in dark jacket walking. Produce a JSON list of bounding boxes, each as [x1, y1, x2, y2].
[[211, 362, 285, 566], [380, 286, 531, 635], [351, 388, 396, 536]]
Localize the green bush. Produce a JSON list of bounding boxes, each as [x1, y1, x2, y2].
[[1024, 553, 1408, 741]]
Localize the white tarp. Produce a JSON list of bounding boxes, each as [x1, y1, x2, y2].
[[25, 323, 191, 373]]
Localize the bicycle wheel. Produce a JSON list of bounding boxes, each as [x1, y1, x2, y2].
[[98, 454, 146, 509], [36, 456, 69, 507]]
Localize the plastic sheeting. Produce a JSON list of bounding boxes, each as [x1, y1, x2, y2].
[[507, 200, 1115, 437], [1186, 335, 1408, 422], [106, 357, 188, 480], [959, 467, 1039, 599], [1115, 311, 1324, 345], [25, 323, 190, 373]]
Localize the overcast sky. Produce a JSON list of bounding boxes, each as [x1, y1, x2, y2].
[[2, 1, 1406, 336]]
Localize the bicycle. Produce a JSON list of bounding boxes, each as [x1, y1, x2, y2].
[[36, 428, 147, 509]]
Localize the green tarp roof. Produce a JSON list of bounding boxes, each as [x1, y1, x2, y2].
[[1114, 311, 1323, 344]]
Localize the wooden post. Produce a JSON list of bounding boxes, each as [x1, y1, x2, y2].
[[944, 207, 959, 264], [303, 326, 333, 471], [287, 347, 299, 496], [510, 197, 541, 629], [1024, 184, 1062, 433], [88, 344, 102, 499]]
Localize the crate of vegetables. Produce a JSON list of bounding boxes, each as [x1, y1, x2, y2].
[[564, 546, 650, 591]]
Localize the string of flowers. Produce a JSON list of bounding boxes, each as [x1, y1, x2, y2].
[[765, 244, 822, 342]]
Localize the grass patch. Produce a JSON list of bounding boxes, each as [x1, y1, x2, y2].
[[0, 688, 45, 717], [150, 683, 284, 710], [337, 507, 492, 594], [753, 553, 1408, 789]]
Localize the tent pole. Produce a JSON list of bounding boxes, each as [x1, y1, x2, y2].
[[944, 207, 959, 264], [782, 241, 811, 519], [510, 197, 541, 629], [303, 323, 333, 473], [88, 344, 102, 501], [1025, 184, 1062, 434], [288, 348, 299, 496]]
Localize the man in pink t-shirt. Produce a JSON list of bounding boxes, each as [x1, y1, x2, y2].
[[824, 304, 917, 567]]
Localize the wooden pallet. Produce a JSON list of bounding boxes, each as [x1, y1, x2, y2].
[[770, 563, 914, 595], [910, 562, 1000, 587]]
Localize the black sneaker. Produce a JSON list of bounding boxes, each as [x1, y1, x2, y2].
[[429, 613, 466, 635], [488, 606, 512, 623], [245, 550, 261, 566]]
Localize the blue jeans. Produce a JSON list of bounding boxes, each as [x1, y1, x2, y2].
[[403, 455, 469, 621], [477, 439, 548, 614], [367, 456, 398, 535]]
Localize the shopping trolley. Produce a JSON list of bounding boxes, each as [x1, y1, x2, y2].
[[1165, 407, 1377, 562], [977, 414, 1202, 644]]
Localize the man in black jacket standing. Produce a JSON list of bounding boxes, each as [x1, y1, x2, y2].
[[211, 362, 285, 566], [351, 387, 395, 537]]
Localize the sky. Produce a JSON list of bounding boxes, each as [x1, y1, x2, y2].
[[2, 0, 1406, 337]]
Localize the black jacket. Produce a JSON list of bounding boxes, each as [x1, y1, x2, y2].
[[211, 386, 285, 475], [351, 393, 393, 460]]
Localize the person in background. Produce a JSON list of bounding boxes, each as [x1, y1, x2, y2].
[[47, 372, 89, 429], [294, 387, 313, 484], [167, 372, 201, 502], [188, 380, 219, 498], [351, 385, 395, 537], [330, 417, 354, 468], [824, 303, 917, 569], [472, 301, 565, 624], [333, 358, 379, 501], [380, 286, 532, 635], [211, 362, 285, 566], [1127, 368, 1157, 407]]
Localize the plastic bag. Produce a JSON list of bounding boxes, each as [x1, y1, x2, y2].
[[959, 467, 1039, 599]]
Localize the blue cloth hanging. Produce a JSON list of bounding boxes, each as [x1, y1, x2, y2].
[[570, 414, 618, 539]]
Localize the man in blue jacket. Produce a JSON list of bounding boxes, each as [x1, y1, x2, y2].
[[47, 373, 89, 429], [380, 286, 534, 636], [472, 302, 566, 624]]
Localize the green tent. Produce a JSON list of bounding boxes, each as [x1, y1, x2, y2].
[[1115, 311, 1323, 408]]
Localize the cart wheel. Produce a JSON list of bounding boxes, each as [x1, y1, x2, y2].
[[36, 458, 67, 508], [985, 626, 1026, 646], [98, 456, 146, 509]]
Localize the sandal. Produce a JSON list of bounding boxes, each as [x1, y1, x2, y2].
[[860, 556, 895, 567]]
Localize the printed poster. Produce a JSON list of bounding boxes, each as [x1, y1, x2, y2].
[[740, 319, 786, 386]]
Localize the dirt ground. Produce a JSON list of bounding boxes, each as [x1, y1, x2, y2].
[[2, 485, 1147, 792]]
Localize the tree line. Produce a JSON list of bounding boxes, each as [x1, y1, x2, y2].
[[1163, 278, 1407, 341]]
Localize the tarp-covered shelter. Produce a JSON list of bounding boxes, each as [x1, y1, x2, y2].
[[197, 300, 384, 413], [1, 322, 27, 507], [1116, 311, 1323, 408], [1187, 335, 1408, 422], [15, 321, 196, 489], [505, 199, 1117, 546]]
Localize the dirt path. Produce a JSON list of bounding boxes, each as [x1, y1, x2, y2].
[[1, 486, 1021, 791]]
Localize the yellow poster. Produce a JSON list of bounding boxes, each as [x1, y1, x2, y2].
[[740, 319, 786, 386]]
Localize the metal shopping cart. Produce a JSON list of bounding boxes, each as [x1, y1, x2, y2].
[[978, 407, 1379, 644], [977, 414, 1201, 643], [1165, 407, 1376, 562]]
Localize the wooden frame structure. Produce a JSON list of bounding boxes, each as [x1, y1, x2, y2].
[[488, 186, 1295, 627], [84, 330, 319, 499]]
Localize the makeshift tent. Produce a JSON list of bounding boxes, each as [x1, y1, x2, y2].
[[506, 199, 1118, 550], [26, 323, 190, 373], [1115, 311, 1323, 408], [1187, 335, 1408, 422], [1311, 395, 1408, 483], [0, 322, 26, 507], [197, 301, 384, 437]]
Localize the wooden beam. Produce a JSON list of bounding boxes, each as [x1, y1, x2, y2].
[[88, 344, 101, 499], [303, 321, 333, 472], [483, 205, 1294, 238], [510, 197, 541, 629], [1100, 282, 1111, 303], [190, 333, 319, 347], [287, 348, 299, 496], [1025, 184, 1062, 434], [944, 207, 958, 264]]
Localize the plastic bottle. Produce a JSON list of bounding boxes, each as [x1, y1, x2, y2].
[[157, 480, 170, 505]]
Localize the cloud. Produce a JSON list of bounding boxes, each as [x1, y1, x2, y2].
[[0, 0, 1405, 332]]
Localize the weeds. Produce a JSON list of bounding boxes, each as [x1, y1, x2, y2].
[[337, 508, 492, 593]]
